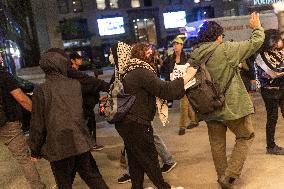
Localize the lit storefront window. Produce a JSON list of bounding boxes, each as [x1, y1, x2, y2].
[[131, 0, 140, 8], [96, 0, 106, 10]]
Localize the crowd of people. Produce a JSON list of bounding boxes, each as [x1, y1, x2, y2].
[[0, 12, 284, 189]]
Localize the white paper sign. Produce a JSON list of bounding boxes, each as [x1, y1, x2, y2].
[[170, 63, 190, 81]]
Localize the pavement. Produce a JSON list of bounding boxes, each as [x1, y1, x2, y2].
[[1, 67, 284, 189]]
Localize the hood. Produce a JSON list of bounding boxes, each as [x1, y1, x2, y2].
[[188, 42, 219, 66], [39, 51, 68, 77], [117, 41, 132, 74]]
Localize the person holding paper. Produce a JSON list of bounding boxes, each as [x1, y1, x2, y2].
[[164, 35, 198, 135], [255, 29, 284, 155]]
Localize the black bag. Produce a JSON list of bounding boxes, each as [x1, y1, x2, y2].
[[104, 74, 136, 124], [186, 49, 235, 115], [0, 84, 7, 127]]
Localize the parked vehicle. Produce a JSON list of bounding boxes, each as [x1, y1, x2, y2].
[[184, 12, 278, 42]]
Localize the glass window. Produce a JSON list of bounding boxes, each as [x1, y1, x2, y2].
[[96, 0, 106, 10], [223, 8, 236, 16], [57, 0, 69, 14], [110, 0, 118, 8], [72, 0, 83, 13], [131, 0, 140, 8]]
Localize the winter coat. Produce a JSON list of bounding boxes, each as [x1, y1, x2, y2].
[[188, 26, 265, 121], [67, 66, 109, 117], [123, 68, 185, 125], [29, 51, 93, 162]]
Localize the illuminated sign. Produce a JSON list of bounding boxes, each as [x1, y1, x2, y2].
[[254, 0, 284, 5]]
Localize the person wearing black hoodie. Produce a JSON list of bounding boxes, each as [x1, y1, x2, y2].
[[68, 52, 109, 151], [29, 48, 109, 189]]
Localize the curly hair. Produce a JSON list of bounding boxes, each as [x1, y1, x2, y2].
[[197, 21, 224, 43], [260, 29, 282, 52], [131, 43, 156, 69]]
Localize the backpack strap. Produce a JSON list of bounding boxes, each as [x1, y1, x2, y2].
[[199, 46, 236, 94]]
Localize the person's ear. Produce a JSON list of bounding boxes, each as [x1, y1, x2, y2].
[[216, 35, 223, 44]]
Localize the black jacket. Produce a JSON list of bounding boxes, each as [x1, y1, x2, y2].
[[123, 68, 185, 124], [29, 52, 93, 162], [162, 51, 189, 81], [67, 66, 110, 116]]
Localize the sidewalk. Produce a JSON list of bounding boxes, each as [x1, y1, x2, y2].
[[1, 94, 284, 189]]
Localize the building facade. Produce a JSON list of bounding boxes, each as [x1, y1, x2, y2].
[[0, 0, 40, 71], [29, 0, 279, 66]]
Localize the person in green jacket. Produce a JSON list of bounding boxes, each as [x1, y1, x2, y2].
[[187, 12, 264, 189]]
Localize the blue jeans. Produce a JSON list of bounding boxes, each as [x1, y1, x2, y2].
[[153, 127, 175, 165]]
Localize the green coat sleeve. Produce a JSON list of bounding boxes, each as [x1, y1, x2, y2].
[[223, 26, 265, 67]]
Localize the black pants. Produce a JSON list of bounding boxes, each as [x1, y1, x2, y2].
[[85, 107, 97, 143], [87, 112, 97, 143], [50, 151, 109, 189], [115, 119, 170, 189], [261, 88, 284, 149]]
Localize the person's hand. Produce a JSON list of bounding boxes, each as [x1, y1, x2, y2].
[[99, 96, 108, 102], [183, 66, 197, 85], [30, 157, 40, 162], [249, 12, 261, 29]]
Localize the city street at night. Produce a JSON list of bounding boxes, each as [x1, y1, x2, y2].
[[1, 0, 284, 189], [1, 88, 284, 189]]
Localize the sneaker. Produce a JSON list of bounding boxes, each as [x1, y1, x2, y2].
[[161, 162, 177, 173], [217, 175, 236, 189], [267, 145, 284, 155], [23, 131, 30, 137], [92, 144, 104, 151], [178, 128, 185, 135], [186, 122, 199, 129], [118, 174, 131, 184], [168, 102, 173, 108]]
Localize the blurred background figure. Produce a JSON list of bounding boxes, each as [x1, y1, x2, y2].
[[255, 29, 284, 155]]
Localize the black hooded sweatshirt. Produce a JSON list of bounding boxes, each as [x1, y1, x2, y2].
[[29, 51, 93, 162]]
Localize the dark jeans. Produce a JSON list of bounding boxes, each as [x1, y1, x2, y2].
[[50, 151, 109, 189], [115, 119, 171, 189], [261, 88, 284, 149], [87, 112, 97, 143]]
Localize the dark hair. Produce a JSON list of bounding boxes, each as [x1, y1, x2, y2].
[[110, 42, 119, 67], [131, 43, 149, 61], [69, 52, 82, 60], [131, 43, 155, 69], [260, 29, 282, 52], [197, 21, 224, 43]]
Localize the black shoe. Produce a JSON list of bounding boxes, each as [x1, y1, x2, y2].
[[186, 122, 199, 129], [92, 144, 104, 151], [168, 102, 173, 108], [161, 162, 177, 173], [118, 174, 131, 184], [218, 176, 236, 189], [267, 145, 284, 155], [178, 128, 185, 135]]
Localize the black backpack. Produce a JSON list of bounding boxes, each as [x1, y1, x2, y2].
[[0, 80, 7, 127], [186, 49, 235, 116]]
